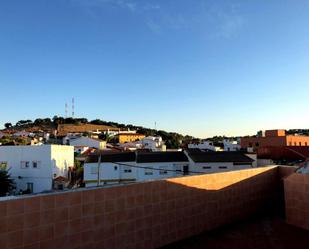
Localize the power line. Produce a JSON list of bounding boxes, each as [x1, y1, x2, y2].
[[110, 161, 206, 175]]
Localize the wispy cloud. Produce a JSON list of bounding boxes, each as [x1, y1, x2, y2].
[[72, 0, 246, 38]]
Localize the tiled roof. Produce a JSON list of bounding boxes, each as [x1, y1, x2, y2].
[[86, 152, 136, 163], [187, 151, 254, 163], [136, 151, 189, 163]]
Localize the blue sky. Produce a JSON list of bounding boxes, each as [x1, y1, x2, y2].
[[0, 0, 309, 137]]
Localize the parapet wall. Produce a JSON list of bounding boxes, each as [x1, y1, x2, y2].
[[284, 172, 309, 230], [0, 166, 287, 249]]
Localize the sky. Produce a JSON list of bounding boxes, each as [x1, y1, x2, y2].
[[0, 0, 309, 138]]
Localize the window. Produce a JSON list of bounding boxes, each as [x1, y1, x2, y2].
[[114, 166, 118, 171], [27, 183, 34, 193], [299, 142, 302, 146], [32, 161, 40, 168], [294, 142, 297, 146], [159, 166, 168, 175], [203, 166, 212, 169], [255, 142, 259, 147], [306, 142, 308, 146], [0, 162, 7, 170], [21, 161, 30, 169], [219, 166, 227, 169], [289, 142, 292, 146], [145, 167, 153, 175], [234, 162, 249, 166], [123, 166, 132, 173]]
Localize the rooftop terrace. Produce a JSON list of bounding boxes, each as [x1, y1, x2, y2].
[[0, 165, 308, 249]]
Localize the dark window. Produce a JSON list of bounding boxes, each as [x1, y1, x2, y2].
[[255, 142, 259, 147], [234, 162, 249, 166], [114, 166, 118, 171], [203, 166, 212, 169], [299, 142, 302, 146], [219, 166, 227, 169]]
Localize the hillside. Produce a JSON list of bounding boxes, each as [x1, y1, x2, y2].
[[2, 116, 194, 149]]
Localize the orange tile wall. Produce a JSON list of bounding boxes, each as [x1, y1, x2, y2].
[[0, 166, 289, 249], [284, 173, 309, 230]]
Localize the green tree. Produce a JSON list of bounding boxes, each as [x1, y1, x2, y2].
[[0, 170, 15, 196], [4, 123, 12, 129]]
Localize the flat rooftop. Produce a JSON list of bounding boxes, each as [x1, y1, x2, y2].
[[162, 214, 309, 249]]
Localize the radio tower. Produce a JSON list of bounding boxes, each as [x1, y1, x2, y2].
[[65, 102, 68, 118], [72, 97, 75, 118]]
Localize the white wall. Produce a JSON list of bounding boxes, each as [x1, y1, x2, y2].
[[188, 141, 221, 151], [84, 161, 137, 187], [189, 162, 252, 174], [0, 145, 74, 193], [84, 161, 188, 187], [69, 137, 106, 149]]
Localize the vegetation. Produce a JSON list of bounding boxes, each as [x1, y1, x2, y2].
[[3, 116, 195, 149], [0, 170, 15, 196]]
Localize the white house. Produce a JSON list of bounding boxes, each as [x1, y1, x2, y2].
[[188, 140, 222, 151], [185, 150, 255, 174], [67, 136, 106, 150], [0, 145, 74, 194], [140, 136, 166, 152], [83, 151, 189, 187], [223, 139, 241, 152], [84, 152, 137, 187]]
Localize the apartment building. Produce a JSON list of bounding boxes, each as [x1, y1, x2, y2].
[[0, 145, 74, 193], [241, 129, 309, 152]]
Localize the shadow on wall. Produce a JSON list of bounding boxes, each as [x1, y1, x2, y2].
[[0, 166, 292, 249]]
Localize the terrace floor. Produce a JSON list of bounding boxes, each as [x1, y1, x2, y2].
[[161, 215, 309, 249]]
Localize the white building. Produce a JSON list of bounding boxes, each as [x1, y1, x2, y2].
[[66, 136, 106, 150], [223, 139, 241, 152], [188, 140, 222, 151], [0, 145, 74, 193], [140, 136, 166, 152], [119, 136, 167, 152], [83, 151, 189, 187], [83, 152, 137, 187], [185, 150, 255, 174]]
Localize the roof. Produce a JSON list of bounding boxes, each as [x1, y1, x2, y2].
[[57, 124, 119, 136], [86, 152, 136, 163], [136, 151, 189, 163], [187, 151, 254, 163], [118, 133, 145, 136]]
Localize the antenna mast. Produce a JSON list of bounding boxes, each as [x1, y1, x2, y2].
[[72, 97, 75, 118], [65, 102, 68, 118]]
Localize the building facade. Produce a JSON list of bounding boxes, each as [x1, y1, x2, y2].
[[185, 150, 254, 174], [83, 151, 189, 187], [117, 133, 145, 143], [241, 129, 309, 152], [68, 136, 106, 150], [0, 145, 74, 193]]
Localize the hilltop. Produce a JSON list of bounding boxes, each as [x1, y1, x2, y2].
[[2, 116, 194, 149]]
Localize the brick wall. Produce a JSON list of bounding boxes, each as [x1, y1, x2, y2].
[[0, 166, 287, 249], [284, 172, 309, 230]]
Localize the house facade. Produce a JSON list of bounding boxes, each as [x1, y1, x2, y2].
[[83, 151, 189, 187], [0, 145, 74, 193], [185, 150, 255, 174], [68, 136, 106, 150]]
